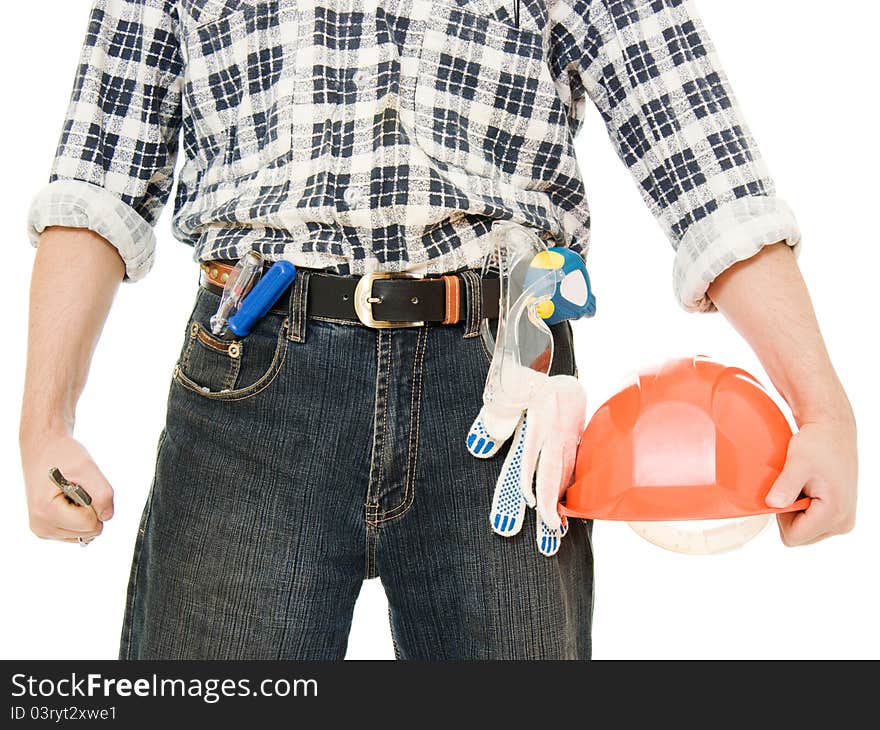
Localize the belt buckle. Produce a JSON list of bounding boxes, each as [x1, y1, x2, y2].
[[354, 272, 425, 328]]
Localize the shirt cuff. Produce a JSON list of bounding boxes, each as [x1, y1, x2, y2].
[[26, 179, 157, 282], [673, 196, 802, 313]]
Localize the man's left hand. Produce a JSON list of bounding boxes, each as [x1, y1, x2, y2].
[[765, 414, 857, 546]]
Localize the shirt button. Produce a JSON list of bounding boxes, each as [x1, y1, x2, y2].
[[343, 186, 366, 208], [352, 69, 367, 86]]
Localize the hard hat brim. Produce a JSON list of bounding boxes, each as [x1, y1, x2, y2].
[[558, 494, 811, 521]]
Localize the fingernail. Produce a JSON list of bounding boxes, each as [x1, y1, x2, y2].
[[100, 509, 113, 520], [766, 492, 787, 508]]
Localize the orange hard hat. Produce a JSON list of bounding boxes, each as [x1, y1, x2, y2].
[[561, 356, 810, 522]]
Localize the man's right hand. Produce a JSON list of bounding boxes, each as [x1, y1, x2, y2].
[[20, 432, 114, 543], [19, 227, 125, 544]]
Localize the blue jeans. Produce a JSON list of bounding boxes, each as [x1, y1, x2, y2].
[[119, 272, 594, 659]]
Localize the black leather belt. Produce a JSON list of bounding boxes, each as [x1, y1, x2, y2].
[[199, 262, 499, 327]]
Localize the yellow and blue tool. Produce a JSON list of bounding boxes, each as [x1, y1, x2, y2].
[[523, 248, 596, 325]]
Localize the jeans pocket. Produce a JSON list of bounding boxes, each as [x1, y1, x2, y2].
[[411, 2, 569, 184], [173, 287, 290, 401]]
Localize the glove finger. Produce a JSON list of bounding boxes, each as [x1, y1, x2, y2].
[[556, 438, 578, 511], [466, 408, 520, 458], [489, 416, 528, 537], [535, 443, 564, 532], [517, 411, 543, 508], [536, 512, 564, 557], [467, 414, 503, 458], [562, 439, 578, 487]]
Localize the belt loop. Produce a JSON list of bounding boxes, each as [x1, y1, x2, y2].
[[459, 270, 483, 339], [441, 275, 461, 325], [287, 269, 311, 343]]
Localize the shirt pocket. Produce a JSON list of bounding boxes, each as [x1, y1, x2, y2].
[[411, 4, 570, 187], [180, 0, 297, 182]]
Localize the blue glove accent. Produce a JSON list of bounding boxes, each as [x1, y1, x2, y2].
[[488, 414, 528, 537], [536, 515, 567, 557], [466, 416, 501, 458]]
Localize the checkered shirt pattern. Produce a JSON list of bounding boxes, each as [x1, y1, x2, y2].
[[26, 0, 800, 311]]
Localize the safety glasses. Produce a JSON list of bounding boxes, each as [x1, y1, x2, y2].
[[480, 222, 561, 410]]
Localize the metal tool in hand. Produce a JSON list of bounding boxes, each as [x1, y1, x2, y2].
[[48, 467, 97, 546]]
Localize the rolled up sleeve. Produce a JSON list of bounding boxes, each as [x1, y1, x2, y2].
[[26, 0, 183, 282], [549, 0, 801, 311]]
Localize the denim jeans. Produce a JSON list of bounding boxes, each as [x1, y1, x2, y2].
[[119, 271, 594, 660]]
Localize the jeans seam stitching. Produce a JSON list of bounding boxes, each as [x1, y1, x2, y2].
[[474, 272, 484, 335], [223, 343, 242, 390], [364, 525, 375, 579], [181, 329, 195, 372], [471, 271, 479, 336], [373, 325, 428, 524], [285, 271, 304, 343], [388, 604, 401, 659], [376, 331, 391, 504], [287, 275, 297, 341], [120, 428, 165, 658], [298, 271, 309, 341], [462, 270, 482, 338], [366, 330, 389, 523], [462, 271, 473, 336]]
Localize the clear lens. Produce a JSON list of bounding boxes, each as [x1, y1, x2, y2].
[[480, 222, 558, 410]]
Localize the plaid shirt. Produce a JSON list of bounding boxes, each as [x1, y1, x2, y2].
[[27, 0, 800, 311]]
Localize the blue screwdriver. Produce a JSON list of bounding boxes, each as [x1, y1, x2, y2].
[[227, 260, 297, 337]]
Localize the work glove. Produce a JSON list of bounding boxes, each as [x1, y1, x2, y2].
[[467, 373, 587, 556]]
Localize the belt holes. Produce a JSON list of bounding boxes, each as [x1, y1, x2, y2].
[[410, 296, 419, 304]]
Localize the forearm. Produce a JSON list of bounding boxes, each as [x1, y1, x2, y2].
[[19, 227, 124, 444], [707, 242, 853, 428]]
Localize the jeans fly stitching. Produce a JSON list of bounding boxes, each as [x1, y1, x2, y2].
[[367, 331, 391, 512], [364, 330, 391, 571], [372, 325, 428, 524]]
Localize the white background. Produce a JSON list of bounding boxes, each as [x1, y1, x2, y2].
[[1, 1, 878, 660]]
